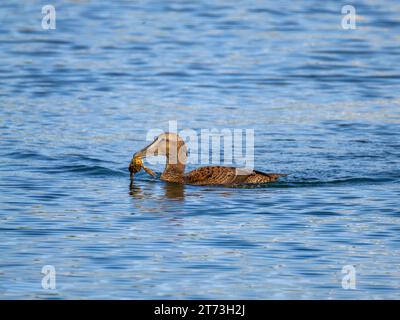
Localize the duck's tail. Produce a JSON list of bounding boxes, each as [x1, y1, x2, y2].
[[246, 170, 287, 183]]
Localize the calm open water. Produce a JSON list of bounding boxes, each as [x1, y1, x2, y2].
[[1, 0, 400, 299]]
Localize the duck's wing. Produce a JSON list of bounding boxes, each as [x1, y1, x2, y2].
[[184, 166, 286, 185]]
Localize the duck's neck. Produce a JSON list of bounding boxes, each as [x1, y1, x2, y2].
[[160, 145, 187, 184]]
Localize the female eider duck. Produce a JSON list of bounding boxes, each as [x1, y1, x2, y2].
[[129, 132, 286, 186]]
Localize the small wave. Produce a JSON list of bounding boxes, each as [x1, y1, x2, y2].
[[66, 154, 115, 164], [46, 164, 125, 177], [4, 150, 55, 161], [222, 176, 395, 189], [267, 176, 395, 188]]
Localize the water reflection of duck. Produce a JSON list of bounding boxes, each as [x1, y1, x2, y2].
[[129, 133, 286, 186], [162, 182, 185, 199], [129, 180, 185, 200]]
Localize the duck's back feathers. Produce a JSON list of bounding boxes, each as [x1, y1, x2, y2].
[[183, 166, 286, 185]]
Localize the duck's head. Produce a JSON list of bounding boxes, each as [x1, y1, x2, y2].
[[129, 132, 187, 173]]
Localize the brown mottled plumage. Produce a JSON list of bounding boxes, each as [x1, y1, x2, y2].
[[184, 166, 285, 185], [129, 133, 286, 185]]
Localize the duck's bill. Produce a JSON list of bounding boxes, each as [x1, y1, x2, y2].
[[129, 138, 160, 177], [132, 139, 160, 159]]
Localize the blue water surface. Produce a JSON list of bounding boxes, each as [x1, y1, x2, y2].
[[1, 0, 400, 299]]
